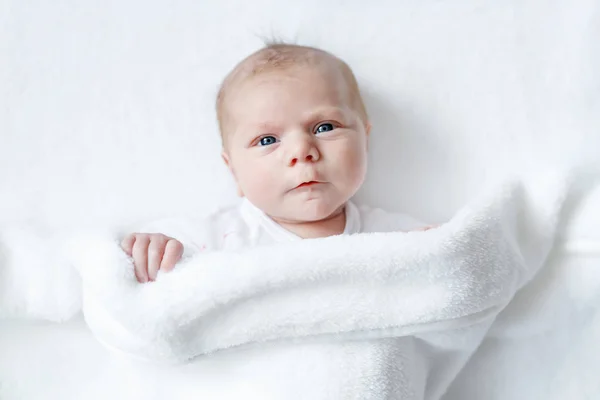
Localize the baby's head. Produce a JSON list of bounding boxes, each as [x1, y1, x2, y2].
[[217, 43, 371, 223]]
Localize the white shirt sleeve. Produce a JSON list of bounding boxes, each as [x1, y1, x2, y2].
[[130, 217, 209, 258], [124, 204, 253, 257]]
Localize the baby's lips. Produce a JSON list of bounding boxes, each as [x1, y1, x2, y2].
[[295, 181, 320, 189]]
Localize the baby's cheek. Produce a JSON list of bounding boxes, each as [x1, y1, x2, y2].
[[236, 159, 262, 188], [238, 163, 280, 205], [338, 142, 367, 186]]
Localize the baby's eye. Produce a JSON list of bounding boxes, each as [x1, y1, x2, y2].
[[259, 136, 278, 146], [315, 123, 335, 134]]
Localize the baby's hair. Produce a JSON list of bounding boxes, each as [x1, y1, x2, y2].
[[216, 42, 369, 147]]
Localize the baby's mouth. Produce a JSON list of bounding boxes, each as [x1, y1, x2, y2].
[[295, 181, 320, 189]]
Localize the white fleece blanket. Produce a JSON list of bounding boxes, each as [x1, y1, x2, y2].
[[11, 178, 553, 399]]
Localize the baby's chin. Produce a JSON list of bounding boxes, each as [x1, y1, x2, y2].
[[278, 199, 346, 223]]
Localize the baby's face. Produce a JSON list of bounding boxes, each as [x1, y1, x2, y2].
[[222, 66, 370, 223]]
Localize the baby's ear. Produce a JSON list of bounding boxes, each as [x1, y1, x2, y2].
[[221, 151, 244, 197], [221, 150, 231, 169], [364, 122, 372, 151]]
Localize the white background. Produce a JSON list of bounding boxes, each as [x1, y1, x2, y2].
[[1, 1, 599, 399]]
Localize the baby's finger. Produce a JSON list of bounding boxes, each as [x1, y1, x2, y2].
[[160, 239, 184, 273], [120, 234, 137, 256], [147, 236, 167, 281], [131, 235, 150, 283]]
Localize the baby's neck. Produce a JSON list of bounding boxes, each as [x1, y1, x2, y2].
[[273, 206, 346, 239]]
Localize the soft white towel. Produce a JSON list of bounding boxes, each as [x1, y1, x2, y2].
[[55, 178, 565, 399], [0, 224, 81, 322]]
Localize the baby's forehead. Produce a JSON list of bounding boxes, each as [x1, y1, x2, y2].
[[229, 67, 352, 120]]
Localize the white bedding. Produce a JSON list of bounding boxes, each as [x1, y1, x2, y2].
[[1, 0, 599, 398], [0, 177, 577, 399]]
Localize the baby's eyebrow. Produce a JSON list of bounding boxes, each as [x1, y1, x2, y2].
[[254, 122, 282, 133], [304, 107, 348, 122]]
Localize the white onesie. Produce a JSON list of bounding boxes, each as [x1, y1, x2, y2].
[[137, 198, 424, 256]]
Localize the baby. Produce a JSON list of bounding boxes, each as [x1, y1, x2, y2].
[[122, 43, 429, 283]]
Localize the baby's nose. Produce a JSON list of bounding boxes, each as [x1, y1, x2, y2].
[[288, 140, 320, 167]]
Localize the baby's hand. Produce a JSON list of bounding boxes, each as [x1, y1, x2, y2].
[[120, 233, 184, 283]]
